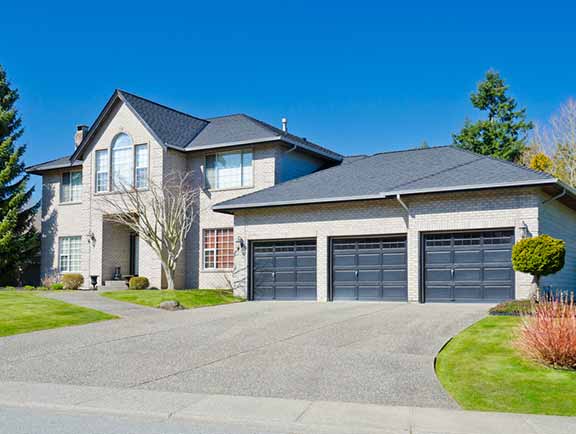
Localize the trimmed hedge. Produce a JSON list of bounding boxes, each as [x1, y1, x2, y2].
[[512, 235, 565, 283], [129, 276, 150, 290], [61, 273, 84, 290], [51, 283, 64, 290]]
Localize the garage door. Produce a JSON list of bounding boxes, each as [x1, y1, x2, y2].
[[252, 240, 317, 300], [331, 236, 407, 301], [423, 230, 514, 302]]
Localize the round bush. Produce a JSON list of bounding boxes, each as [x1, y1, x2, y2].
[[512, 235, 565, 282], [23, 285, 35, 291], [129, 276, 150, 290], [51, 283, 64, 290], [61, 273, 84, 290]]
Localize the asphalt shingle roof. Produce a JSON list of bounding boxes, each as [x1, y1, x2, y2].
[[26, 156, 82, 174], [213, 146, 556, 212], [120, 91, 209, 149]]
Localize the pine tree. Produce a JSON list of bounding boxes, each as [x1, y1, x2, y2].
[[0, 65, 40, 285], [453, 70, 533, 161]]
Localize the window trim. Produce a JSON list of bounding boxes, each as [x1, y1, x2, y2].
[[204, 148, 254, 191], [94, 149, 109, 193], [94, 132, 150, 194], [202, 228, 234, 271], [60, 170, 83, 204], [58, 236, 82, 273]]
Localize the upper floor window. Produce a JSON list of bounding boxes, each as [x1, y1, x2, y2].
[[61, 171, 82, 203], [205, 149, 253, 190], [95, 133, 149, 193], [111, 133, 134, 191], [95, 149, 109, 192]]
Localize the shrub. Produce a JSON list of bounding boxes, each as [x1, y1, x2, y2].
[[61, 273, 84, 290], [51, 283, 64, 290], [129, 276, 149, 290], [23, 285, 36, 291], [512, 235, 565, 288], [4, 286, 15, 291], [41, 272, 60, 288], [516, 295, 576, 369], [36, 286, 49, 291]]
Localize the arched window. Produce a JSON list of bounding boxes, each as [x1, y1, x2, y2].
[[111, 133, 133, 190]]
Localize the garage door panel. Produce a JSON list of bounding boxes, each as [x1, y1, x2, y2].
[[424, 230, 514, 302], [484, 267, 513, 281], [426, 268, 452, 282], [252, 240, 317, 300], [297, 271, 316, 283], [485, 285, 513, 300], [333, 254, 355, 267], [382, 252, 406, 265], [357, 286, 381, 299], [332, 236, 407, 301], [454, 250, 482, 264], [454, 285, 482, 299], [333, 286, 356, 299], [426, 251, 451, 264], [358, 269, 380, 282], [453, 268, 482, 282], [484, 249, 512, 263], [358, 253, 380, 266]]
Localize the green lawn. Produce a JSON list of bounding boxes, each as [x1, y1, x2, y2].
[[101, 289, 244, 309], [436, 316, 576, 416], [0, 292, 117, 337]]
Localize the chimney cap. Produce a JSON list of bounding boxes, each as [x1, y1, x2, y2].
[[281, 117, 288, 133], [76, 124, 89, 131]]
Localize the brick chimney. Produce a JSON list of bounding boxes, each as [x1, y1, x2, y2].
[[74, 125, 89, 147]]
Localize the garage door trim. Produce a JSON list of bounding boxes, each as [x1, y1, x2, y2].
[[329, 233, 408, 301], [249, 238, 317, 301], [420, 228, 515, 303]]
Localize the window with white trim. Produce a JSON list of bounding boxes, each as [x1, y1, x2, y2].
[[203, 228, 234, 269], [61, 171, 82, 203], [134, 144, 148, 189], [205, 149, 253, 190], [95, 149, 109, 193], [111, 133, 134, 191], [59, 236, 81, 272]]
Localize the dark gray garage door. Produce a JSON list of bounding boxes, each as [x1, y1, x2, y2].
[[252, 240, 317, 300], [331, 236, 407, 301], [423, 230, 514, 302]]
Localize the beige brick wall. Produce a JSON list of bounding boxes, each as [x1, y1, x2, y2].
[[231, 188, 542, 301], [539, 192, 576, 290]]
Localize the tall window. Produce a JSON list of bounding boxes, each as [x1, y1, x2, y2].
[[111, 133, 133, 191], [95, 149, 109, 192], [61, 171, 82, 203], [134, 144, 148, 189], [205, 150, 253, 190], [59, 236, 81, 272], [203, 228, 234, 269]]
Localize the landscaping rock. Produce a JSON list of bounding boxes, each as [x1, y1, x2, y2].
[[158, 300, 183, 311]]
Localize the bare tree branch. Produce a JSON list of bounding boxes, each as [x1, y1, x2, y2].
[[98, 171, 199, 289]]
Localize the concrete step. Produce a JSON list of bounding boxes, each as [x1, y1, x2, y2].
[[103, 280, 128, 289]]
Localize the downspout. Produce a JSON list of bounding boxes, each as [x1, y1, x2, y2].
[[396, 193, 410, 227], [541, 187, 566, 205]]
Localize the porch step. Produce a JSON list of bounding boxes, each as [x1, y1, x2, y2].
[[103, 280, 128, 289]]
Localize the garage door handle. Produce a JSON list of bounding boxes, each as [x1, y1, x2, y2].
[[451, 268, 455, 279], [355, 270, 359, 279], [272, 271, 276, 280]]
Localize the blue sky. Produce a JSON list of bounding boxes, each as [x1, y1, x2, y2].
[[3, 1, 576, 199]]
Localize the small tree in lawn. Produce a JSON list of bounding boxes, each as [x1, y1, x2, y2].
[[512, 235, 565, 296], [100, 171, 198, 289]]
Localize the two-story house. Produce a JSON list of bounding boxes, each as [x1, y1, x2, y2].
[[28, 90, 576, 303]]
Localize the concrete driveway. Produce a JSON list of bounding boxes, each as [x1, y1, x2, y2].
[[0, 297, 488, 408]]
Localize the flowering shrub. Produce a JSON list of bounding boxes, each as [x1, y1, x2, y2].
[[516, 295, 576, 369]]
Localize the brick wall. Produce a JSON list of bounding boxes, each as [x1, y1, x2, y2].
[[231, 188, 542, 301]]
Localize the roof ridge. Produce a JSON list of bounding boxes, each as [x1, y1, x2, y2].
[[387, 155, 484, 192], [117, 89, 209, 124], [451, 146, 555, 179]]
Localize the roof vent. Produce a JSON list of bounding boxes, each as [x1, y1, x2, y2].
[[74, 124, 89, 147], [281, 117, 288, 133]]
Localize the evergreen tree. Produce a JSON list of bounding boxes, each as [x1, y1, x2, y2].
[[453, 70, 533, 161], [0, 65, 39, 285]]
